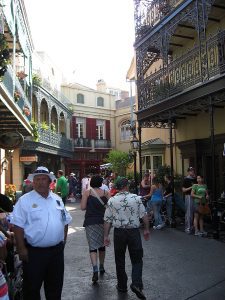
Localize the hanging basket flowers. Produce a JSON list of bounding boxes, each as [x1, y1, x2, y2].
[[23, 105, 31, 117], [16, 70, 28, 80], [14, 90, 21, 102]]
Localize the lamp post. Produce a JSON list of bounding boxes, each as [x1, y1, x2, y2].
[[130, 135, 139, 195], [8, 150, 14, 184]]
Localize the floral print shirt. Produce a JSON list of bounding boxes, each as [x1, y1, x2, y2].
[[104, 191, 146, 228]]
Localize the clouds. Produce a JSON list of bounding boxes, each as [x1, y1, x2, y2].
[[24, 0, 135, 90]]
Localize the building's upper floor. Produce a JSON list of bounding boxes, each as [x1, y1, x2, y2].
[[134, 0, 225, 116]]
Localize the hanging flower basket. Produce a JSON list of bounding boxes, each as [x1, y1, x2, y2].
[[14, 91, 21, 102], [23, 105, 31, 117], [16, 71, 28, 80]]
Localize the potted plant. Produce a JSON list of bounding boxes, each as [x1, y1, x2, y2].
[[23, 105, 31, 117], [5, 184, 16, 203], [0, 33, 11, 80], [41, 121, 49, 130], [14, 90, 21, 102], [32, 73, 41, 86], [30, 120, 39, 142], [51, 123, 56, 132], [16, 70, 27, 80]]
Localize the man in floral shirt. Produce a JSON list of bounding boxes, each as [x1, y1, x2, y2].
[[104, 177, 150, 300]]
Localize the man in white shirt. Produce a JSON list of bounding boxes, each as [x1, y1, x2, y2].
[[104, 177, 150, 300], [11, 166, 72, 300]]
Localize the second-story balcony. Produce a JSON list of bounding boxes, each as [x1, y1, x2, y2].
[[138, 29, 225, 110], [134, 0, 184, 40], [24, 128, 73, 157], [74, 138, 111, 149]]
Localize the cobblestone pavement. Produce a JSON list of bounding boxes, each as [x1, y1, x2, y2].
[[59, 202, 225, 300]]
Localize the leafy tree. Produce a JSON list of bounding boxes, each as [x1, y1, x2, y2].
[[105, 150, 133, 176]]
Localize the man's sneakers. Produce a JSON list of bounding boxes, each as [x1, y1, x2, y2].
[[116, 284, 127, 293], [130, 284, 146, 299]]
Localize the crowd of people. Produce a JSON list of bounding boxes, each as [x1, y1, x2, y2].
[[0, 165, 211, 300]]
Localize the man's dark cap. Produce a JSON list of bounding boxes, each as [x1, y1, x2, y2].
[[114, 177, 129, 190]]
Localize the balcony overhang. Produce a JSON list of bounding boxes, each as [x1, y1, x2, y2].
[[0, 85, 32, 136], [137, 74, 225, 123]]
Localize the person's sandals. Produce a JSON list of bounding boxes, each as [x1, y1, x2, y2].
[[92, 272, 98, 283], [130, 284, 146, 299]]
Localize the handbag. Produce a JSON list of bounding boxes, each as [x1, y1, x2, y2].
[[198, 203, 211, 215]]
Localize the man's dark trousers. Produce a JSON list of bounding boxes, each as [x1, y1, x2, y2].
[[23, 242, 64, 300], [114, 228, 143, 290]]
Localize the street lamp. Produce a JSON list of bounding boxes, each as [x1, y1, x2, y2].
[[8, 150, 14, 184], [130, 135, 139, 195]]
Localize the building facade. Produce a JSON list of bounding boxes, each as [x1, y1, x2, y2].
[[61, 81, 116, 179], [0, 0, 33, 192], [134, 0, 225, 199]]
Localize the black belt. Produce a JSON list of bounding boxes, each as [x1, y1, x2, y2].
[[26, 241, 64, 250]]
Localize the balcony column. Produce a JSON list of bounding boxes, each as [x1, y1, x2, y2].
[[138, 123, 142, 178], [169, 119, 176, 228], [196, 0, 209, 82], [209, 96, 219, 239]]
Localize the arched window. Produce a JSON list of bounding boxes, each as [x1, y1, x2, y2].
[[120, 120, 131, 141], [97, 97, 104, 107], [77, 93, 84, 104]]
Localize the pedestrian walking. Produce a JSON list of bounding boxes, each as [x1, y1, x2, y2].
[[139, 173, 151, 197], [81, 175, 110, 284], [104, 177, 150, 299], [55, 169, 69, 205], [182, 167, 197, 234], [11, 166, 72, 300], [163, 175, 173, 225]]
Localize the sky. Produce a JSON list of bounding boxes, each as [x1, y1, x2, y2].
[[24, 0, 135, 91]]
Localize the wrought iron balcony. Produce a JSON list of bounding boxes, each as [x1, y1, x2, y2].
[[95, 139, 111, 149], [38, 128, 73, 152], [138, 29, 225, 110], [134, 0, 184, 40], [2, 65, 32, 121], [74, 138, 91, 148]]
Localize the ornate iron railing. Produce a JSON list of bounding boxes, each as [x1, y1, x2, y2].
[[74, 138, 91, 148], [134, 0, 184, 40], [138, 30, 225, 110], [95, 139, 111, 148], [2, 65, 32, 120], [38, 128, 73, 152]]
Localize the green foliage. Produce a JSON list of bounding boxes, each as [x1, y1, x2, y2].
[[127, 171, 141, 183], [41, 121, 49, 130], [105, 150, 133, 176], [51, 123, 56, 132], [155, 164, 171, 184], [30, 120, 39, 142], [32, 73, 41, 86]]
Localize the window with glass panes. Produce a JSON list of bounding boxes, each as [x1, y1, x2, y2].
[[76, 118, 85, 138], [120, 120, 130, 141], [96, 120, 105, 139]]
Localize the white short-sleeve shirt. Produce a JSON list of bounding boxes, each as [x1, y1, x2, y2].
[[11, 190, 72, 247]]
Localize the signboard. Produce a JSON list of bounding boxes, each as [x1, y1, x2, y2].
[[20, 155, 38, 162]]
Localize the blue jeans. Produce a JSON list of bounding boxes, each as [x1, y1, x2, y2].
[[165, 196, 172, 222], [148, 200, 163, 226]]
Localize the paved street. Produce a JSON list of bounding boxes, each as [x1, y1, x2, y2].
[[61, 202, 225, 300]]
